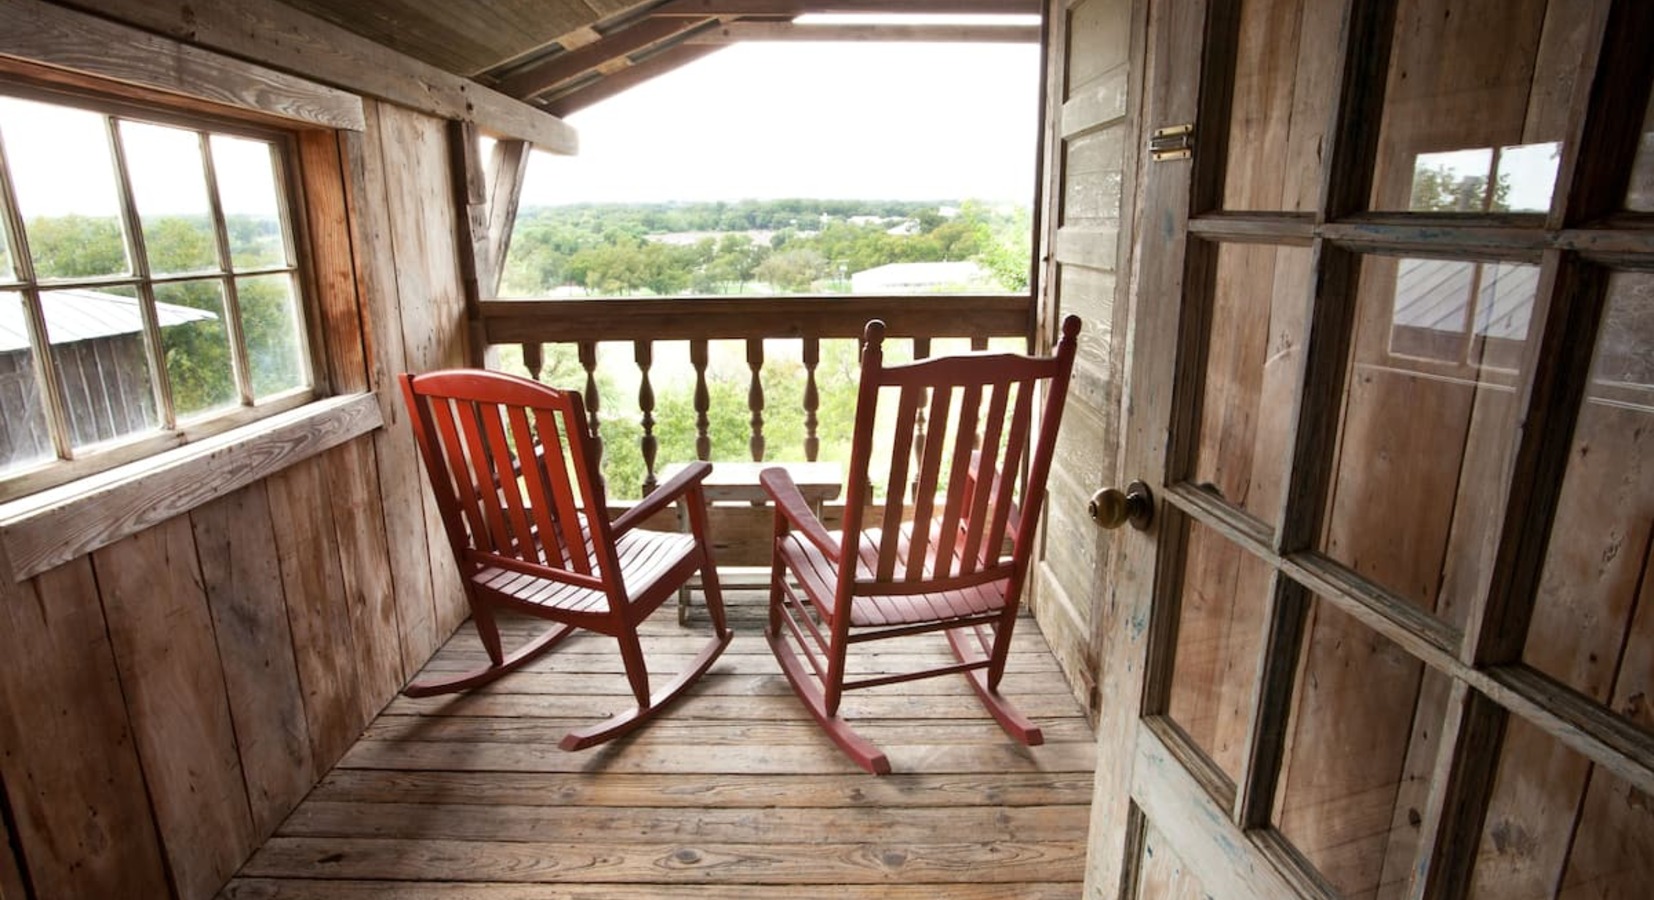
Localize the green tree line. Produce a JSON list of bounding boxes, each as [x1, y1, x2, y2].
[[502, 198, 1032, 296]]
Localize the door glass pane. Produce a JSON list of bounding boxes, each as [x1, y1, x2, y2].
[[1191, 242, 1310, 524], [39, 287, 158, 447], [0, 291, 53, 472], [1370, 0, 1585, 213], [0, 97, 131, 279], [156, 280, 236, 419], [1220, 0, 1341, 211], [237, 274, 307, 399], [1135, 819, 1213, 900], [120, 121, 219, 275], [1628, 88, 1654, 211], [1321, 255, 1539, 628], [1273, 594, 1450, 897], [210, 135, 290, 270], [1470, 717, 1654, 898], [1166, 519, 1273, 784], [1523, 271, 1654, 712]]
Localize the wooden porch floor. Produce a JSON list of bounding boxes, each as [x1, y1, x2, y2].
[[219, 591, 1096, 898]]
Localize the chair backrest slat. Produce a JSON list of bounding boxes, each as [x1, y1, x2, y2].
[[401, 370, 612, 585], [903, 384, 954, 580], [842, 317, 1080, 599]]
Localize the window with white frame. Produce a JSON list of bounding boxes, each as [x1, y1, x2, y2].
[[0, 88, 313, 498]]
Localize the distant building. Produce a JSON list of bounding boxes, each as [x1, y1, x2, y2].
[[850, 261, 991, 294]]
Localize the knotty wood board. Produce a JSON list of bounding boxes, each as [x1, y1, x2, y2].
[[189, 483, 315, 842], [264, 454, 367, 777], [94, 516, 257, 900], [0, 560, 169, 899], [322, 438, 407, 718], [346, 101, 442, 675], [376, 99, 469, 637]]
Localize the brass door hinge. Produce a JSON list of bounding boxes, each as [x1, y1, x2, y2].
[[1150, 124, 1194, 161]]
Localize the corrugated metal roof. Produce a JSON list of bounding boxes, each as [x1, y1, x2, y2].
[[0, 289, 216, 353], [1392, 258, 1537, 342]]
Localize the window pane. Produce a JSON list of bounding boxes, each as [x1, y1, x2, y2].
[[1165, 519, 1273, 784], [1523, 271, 1654, 711], [0, 291, 53, 472], [120, 121, 219, 275], [0, 97, 131, 279], [0, 205, 14, 281], [1191, 243, 1310, 524], [210, 135, 289, 270], [1220, 0, 1341, 212], [1321, 255, 1540, 628], [1470, 717, 1654, 898], [156, 280, 237, 419], [1627, 87, 1654, 212], [1370, 0, 1580, 213], [39, 287, 158, 447], [1272, 595, 1450, 897], [236, 274, 306, 399]]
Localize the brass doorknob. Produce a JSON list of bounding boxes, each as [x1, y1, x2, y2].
[[1088, 481, 1154, 530]]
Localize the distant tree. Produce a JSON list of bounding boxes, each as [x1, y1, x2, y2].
[[754, 248, 826, 292], [1410, 164, 1512, 212]]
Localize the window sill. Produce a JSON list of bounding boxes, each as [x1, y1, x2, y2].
[[0, 393, 383, 583]]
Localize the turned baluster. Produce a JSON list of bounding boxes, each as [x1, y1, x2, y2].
[[636, 340, 658, 494], [578, 341, 603, 477], [911, 336, 931, 489], [802, 336, 820, 462], [746, 338, 765, 462], [691, 339, 711, 461], [522, 342, 544, 382]]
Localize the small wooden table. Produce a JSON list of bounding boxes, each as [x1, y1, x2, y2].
[[659, 460, 843, 623]]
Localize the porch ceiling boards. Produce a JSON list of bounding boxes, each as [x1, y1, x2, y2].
[[277, 0, 1041, 121], [220, 597, 1094, 897]]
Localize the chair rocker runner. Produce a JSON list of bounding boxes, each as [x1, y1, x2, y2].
[[762, 316, 1081, 774], [400, 369, 732, 750]]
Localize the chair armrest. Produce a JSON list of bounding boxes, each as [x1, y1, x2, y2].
[[760, 466, 839, 561], [612, 460, 712, 535]]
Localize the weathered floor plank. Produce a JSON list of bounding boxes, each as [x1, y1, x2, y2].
[[220, 596, 1096, 896]]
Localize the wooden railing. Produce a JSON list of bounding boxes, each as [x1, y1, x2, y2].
[[479, 294, 1036, 494]]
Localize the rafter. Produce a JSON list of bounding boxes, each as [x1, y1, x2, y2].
[[494, 16, 718, 100], [687, 21, 1040, 43], [649, 0, 1040, 15], [542, 42, 723, 118]]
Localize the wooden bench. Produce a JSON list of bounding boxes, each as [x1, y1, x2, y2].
[[658, 460, 843, 623]]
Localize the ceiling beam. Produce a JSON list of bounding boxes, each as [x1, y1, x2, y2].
[[649, 1, 1040, 15], [47, 0, 578, 152], [687, 21, 1040, 42], [494, 16, 717, 100], [542, 42, 723, 118]]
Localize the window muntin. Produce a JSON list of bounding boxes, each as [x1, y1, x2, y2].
[[0, 90, 313, 494]]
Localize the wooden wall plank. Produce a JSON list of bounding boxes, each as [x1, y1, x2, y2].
[[0, 799, 24, 900], [323, 438, 407, 719], [94, 517, 257, 900], [0, 560, 169, 899], [296, 129, 370, 396], [346, 100, 442, 675], [189, 483, 315, 842], [264, 455, 367, 777], [0, 0, 363, 129], [377, 100, 471, 637]]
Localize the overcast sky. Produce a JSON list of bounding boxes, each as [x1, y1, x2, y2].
[[519, 39, 1043, 206]]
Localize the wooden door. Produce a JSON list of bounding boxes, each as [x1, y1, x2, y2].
[[1086, 0, 1654, 897], [1031, 0, 1141, 716]]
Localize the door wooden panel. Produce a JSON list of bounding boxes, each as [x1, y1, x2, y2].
[[1032, 0, 1137, 712], [1082, 0, 1654, 896]]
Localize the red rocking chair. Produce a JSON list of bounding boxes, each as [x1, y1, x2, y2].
[[761, 316, 1081, 773], [400, 369, 732, 750]]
